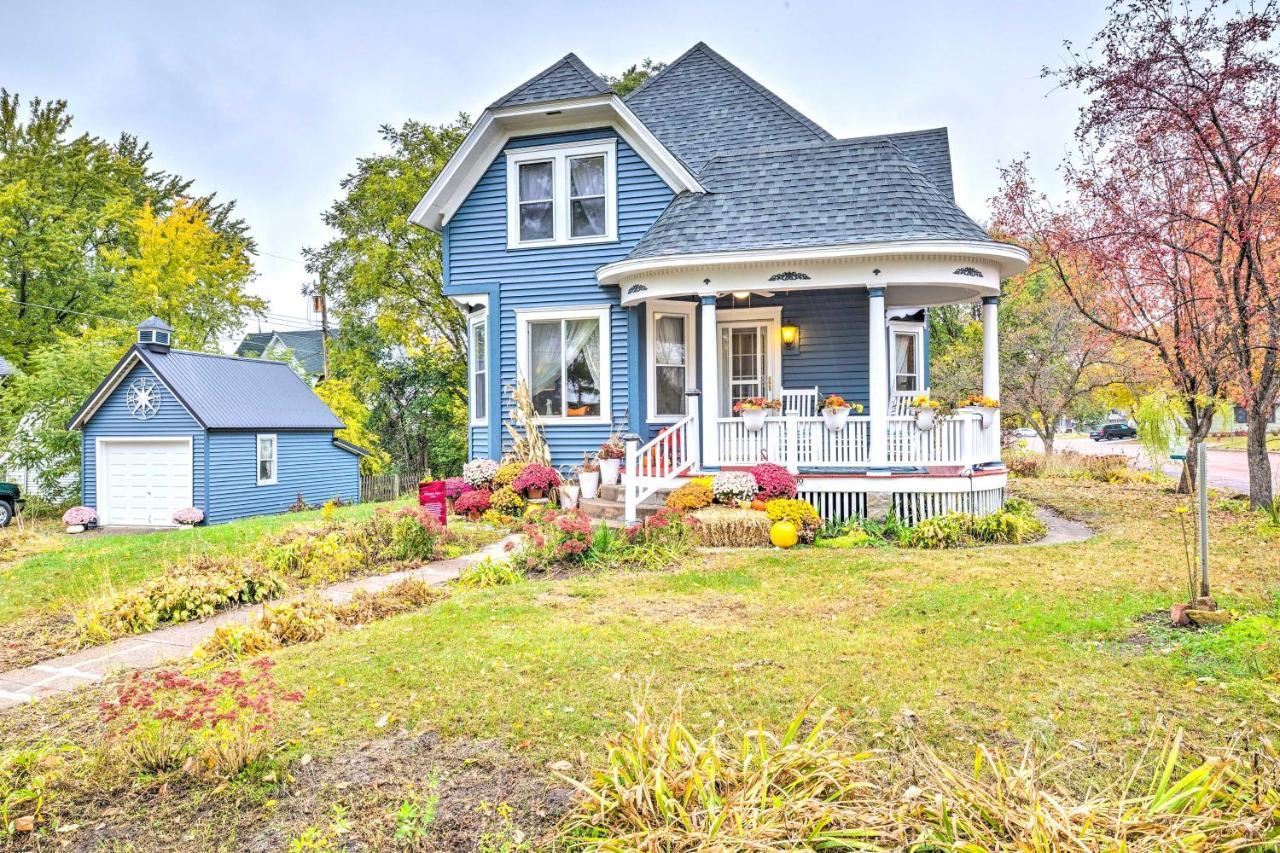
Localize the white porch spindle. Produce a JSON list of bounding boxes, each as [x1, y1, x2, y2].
[[699, 295, 718, 468], [982, 295, 1000, 462], [867, 286, 889, 472]]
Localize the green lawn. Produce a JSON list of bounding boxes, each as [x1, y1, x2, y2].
[[1205, 433, 1280, 451], [0, 500, 391, 624]]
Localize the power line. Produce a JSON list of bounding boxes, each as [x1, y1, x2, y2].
[[256, 250, 307, 265], [1, 296, 133, 326]]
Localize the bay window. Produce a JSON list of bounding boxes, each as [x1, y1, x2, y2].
[[506, 140, 616, 248], [516, 306, 611, 422]]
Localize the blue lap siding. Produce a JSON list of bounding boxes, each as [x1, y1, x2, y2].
[[444, 128, 675, 469], [204, 431, 360, 524], [82, 361, 205, 510]]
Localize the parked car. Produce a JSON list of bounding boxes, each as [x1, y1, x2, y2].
[[1091, 423, 1137, 441], [1011, 427, 1038, 438], [0, 482, 22, 527]]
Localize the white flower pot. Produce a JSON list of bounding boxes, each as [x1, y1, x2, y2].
[[741, 409, 768, 432], [177, 523, 196, 531], [600, 457, 622, 486], [822, 407, 851, 432], [560, 484, 580, 510], [913, 408, 936, 431], [961, 406, 998, 430], [66, 525, 84, 535], [580, 471, 600, 500]]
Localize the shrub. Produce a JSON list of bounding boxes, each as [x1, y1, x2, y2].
[[971, 508, 1047, 544], [374, 506, 447, 562], [1003, 451, 1043, 478], [455, 489, 492, 516], [455, 557, 524, 589], [814, 530, 872, 549], [492, 461, 526, 490], [618, 509, 698, 568], [750, 462, 798, 500], [172, 506, 204, 525], [690, 506, 773, 547], [665, 481, 714, 512], [511, 463, 560, 495], [490, 486, 526, 516], [711, 471, 758, 504], [193, 624, 281, 661], [764, 499, 821, 542], [61, 506, 96, 527], [443, 477, 468, 500], [1003, 496, 1037, 517], [908, 513, 970, 549], [257, 525, 370, 585], [462, 458, 499, 488], [257, 598, 338, 644]]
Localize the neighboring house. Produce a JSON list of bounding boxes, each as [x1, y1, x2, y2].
[[235, 329, 330, 382], [1211, 403, 1280, 436], [68, 318, 364, 527], [411, 43, 1028, 524]]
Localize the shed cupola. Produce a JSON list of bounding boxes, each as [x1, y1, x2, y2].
[[136, 316, 174, 353]]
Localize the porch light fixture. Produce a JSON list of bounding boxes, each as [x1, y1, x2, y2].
[[781, 324, 799, 350]]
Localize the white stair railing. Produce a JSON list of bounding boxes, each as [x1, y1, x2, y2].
[[623, 392, 700, 523]]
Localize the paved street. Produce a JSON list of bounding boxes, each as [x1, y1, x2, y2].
[[1015, 435, 1280, 494]]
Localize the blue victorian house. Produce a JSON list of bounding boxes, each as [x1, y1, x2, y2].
[[412, 44, 1027, 524]]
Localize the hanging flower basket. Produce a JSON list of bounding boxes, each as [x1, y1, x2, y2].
[[958, 395, 1000, 429], [910, 395, 942, 432], [819, 395, 861, 433], [741, 409, 767, 432], [733, 398, 781, 433]]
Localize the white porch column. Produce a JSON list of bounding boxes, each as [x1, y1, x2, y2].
[[981, 295, 1001, 463], [699, 295, 719, 468], [867, 286, 889, 473]]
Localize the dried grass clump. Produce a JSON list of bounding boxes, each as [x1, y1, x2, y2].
[[332, 579, 443, 624], [558, 701, 1280, 851], [689, 507, 772, 548]]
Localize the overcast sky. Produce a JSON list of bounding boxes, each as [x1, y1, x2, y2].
[[4, 0, 1103, 337]]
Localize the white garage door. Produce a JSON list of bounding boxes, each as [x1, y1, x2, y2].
[[97, 439, 193, 527]]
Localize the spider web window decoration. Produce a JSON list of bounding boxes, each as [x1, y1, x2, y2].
[[125, 378, 160, 420]]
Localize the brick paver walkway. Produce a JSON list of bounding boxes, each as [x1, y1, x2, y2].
[[0, 535, 519, 709]]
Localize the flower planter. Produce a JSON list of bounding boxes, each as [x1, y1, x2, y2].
[[526, 487, 545, 501], [741, 409, 768, 432], [66, 525, 85, 535], [467, 510, 482, 522], [821, 406, 851, 432], [600, 457, 622, 486], [962, 405, 998, 429], [580, 470, 601, 500], [560, 484, 580, 510], [912, 407, 937, 431], [176, 523, 196, 532]]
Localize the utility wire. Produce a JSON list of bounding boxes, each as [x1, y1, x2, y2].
[[1, 296, 133, 325]]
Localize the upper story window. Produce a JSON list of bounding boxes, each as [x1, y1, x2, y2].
[[506, 140, 617, 249]]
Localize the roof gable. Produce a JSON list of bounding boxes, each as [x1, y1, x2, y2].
[[490, 53, 612, 109], [624, 42, 832, 172], [70, 346, 344, 431], [234, 332, 273, 358]]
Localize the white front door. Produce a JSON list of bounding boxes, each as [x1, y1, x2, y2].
[[717, 314, 780, 415], [97, 438, 193, 526]]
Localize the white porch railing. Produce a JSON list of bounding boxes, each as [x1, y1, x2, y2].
[[623, 394, 699, 522], [719, 410, 991, 469]]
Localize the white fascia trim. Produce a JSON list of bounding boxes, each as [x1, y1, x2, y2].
[[409, 94, 703, 233], [514, 304, 613, 426], [450, 293, 489, 311], [599, 240, 1032, 285], [646, 299, 698, 423]]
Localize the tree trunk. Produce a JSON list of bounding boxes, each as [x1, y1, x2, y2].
[[1042, 430, 1055, 457], [1178, 410, 1216, 495], [1245, 407, 1275, 508]]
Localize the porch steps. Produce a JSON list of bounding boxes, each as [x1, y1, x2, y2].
[[578, 483, 673, 524]]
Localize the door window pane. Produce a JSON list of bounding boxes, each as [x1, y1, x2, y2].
[[723, 325, 765, 411], [569, 155, 606, 237], [529, 321, 562, 416], [518, 161, 554, 241]]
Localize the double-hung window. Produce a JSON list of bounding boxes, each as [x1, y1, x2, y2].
[[470, 316, 488, 423], [647, 300, 696, 421], [506, 140, 616, 248], [890, 325, 924, 393], [256, 434, 277, 486], [516, 306, 611, 422]]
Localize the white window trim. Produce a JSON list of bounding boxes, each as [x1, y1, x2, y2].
[[257, 433, 278, 486], [514, 305, 612, 425], [469, 312, 489, 426], [889, 321, 925, 394], [716, 307, 784, 412], [505, 139, 617, 249], [646, 299, 697, 423]]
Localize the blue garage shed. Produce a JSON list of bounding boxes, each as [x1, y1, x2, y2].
[[69, 318, 365, 527]]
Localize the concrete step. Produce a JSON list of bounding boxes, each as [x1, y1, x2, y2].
[[579, 495, 667, 522], [597, 482, 676, 502]]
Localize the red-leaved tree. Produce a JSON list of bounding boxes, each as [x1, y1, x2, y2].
[[996, 0, 1280, 501]]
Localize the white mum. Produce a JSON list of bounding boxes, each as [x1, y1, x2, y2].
[[462, 458, 499, 487], [711, 470, 759, 503]]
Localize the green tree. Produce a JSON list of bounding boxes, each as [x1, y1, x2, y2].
[[607, 59, 667, 96], [0, 90, 253, 367], [314, 376, 392, 474], [306, 116, 471, 476]]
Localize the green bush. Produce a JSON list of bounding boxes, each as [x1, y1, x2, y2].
[[908, 513, 970, 549], [455, 557, 524, 590]]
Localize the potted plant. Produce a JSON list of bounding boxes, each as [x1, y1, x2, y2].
[[598, 436, 626, 486], [819, 394, 863, 432], [578, 454, 601, 501], [910, 394, 942, 431], [61, 506, 96, 534], [559, 469, 580, 510], [958, 394, 1000, 429], [172, 507, 204, 529], [512, 463, 560, 501], [454, 489, 492, 521], [732, 397, 782, 432]]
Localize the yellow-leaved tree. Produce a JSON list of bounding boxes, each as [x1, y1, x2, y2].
[[103, 198, 264, 350], [314, 377, 391, 474]]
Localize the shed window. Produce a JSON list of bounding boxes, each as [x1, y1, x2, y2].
[[257, 434, 277, 486]]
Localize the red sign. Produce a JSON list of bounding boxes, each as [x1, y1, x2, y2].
[[418, 480, 447, 527]]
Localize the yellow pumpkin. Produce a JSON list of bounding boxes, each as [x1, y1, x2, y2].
[[769, 520, 799, 549]]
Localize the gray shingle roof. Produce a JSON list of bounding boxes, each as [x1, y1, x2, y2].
[[884, 128, 954, 200], [234, 332, 273, 359], [489, 53, 611, 110], [270, 330, 329, 376], [625, 135, 991, 261], [138, 347, 343, 430], [624, 42, 832, 172]]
